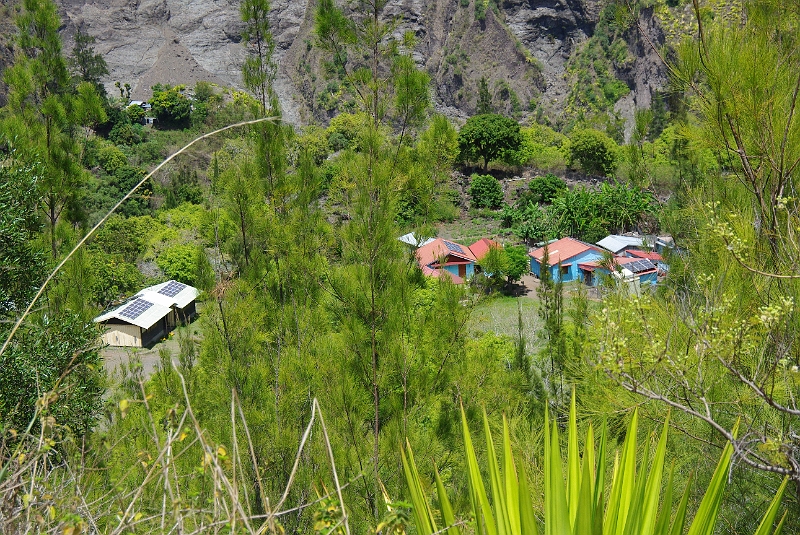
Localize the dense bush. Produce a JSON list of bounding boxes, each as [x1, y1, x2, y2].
[[150, 84, 192, 128], [469, 173, 504, 209], [569, 127, 619, 176], [458, 113, 522, 170]]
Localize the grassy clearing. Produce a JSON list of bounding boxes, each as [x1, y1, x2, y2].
[[469, 295, 542, 351]]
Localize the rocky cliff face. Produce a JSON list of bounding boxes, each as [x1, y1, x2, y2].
[[0, 0, 667, 130]]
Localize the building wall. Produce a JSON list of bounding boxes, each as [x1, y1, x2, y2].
[[531, 250, 604, 283], [443, 263, 474, 279], [101, 324, 142, 347]]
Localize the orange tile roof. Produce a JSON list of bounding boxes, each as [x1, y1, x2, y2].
[[529, 237, 603, 265], [416, 238, 477, 268], [469, 238, 501, 261]]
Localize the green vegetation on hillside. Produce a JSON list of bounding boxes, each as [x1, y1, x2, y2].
[[1, 0, 799, 533]]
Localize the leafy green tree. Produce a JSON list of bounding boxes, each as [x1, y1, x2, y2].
[[469, 173, 503, 209], [568, 127, 619, 176], [537, 245, 566, 404], [505, 245, 530, 283], [150, 84, 192, 127], [0, 157, 45, 316], [458, 113, 522, 171]]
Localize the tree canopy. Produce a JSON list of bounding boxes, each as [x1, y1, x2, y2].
[[458, 113, 522, 171]]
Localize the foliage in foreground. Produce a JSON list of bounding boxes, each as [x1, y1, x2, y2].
[[403, 394, 789, 535]]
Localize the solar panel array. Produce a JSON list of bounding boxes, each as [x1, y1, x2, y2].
[[158, 280, 187, 298], [119, 298, 155, 320], [626, 259, 655, 273], [443, 241, 464, 254]]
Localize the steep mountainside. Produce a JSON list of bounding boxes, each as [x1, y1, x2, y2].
[[0, 0, 670, 129]]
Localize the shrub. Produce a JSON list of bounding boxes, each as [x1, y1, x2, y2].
[[469, 173, 503, 209], [156, 243, 198, 285], [569, 127, 620, 176]]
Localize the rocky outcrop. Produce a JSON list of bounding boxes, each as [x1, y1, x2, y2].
[[38, 0, 667, 129]]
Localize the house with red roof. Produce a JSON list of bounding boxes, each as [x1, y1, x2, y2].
[[469, 238, 501, 263], [529, 237, 606, 283], [416, 238, 478, 282]]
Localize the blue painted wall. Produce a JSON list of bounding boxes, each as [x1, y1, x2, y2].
[[443, 263, 475, 279], [530, 250, 603, 283]]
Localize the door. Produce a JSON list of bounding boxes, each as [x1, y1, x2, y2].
[[458, 264, 466, 278]]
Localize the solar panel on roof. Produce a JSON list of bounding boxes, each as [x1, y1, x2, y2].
[[119, 298, 155, 320], [158, 280, 187, 298], [627, 259, 655, 273], [443, 241, 464, 254]]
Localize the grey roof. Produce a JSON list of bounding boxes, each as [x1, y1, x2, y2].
[[94, 280, 199, 329], [138, 280, 199, 309], [94, 298, 173, 330], [596, 235, 653, 254], [398, 232, 435, 248]]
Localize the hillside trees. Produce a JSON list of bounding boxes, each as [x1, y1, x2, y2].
[[596, 0, 800, 516], [2, 0, 106, 258], [458, 113, 522, 171]]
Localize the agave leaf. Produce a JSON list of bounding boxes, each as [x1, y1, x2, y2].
[[621, 433, 650, 535], [502, 415, 521, 535], [568, 390, 580, 529], [483, 410, 511, 535], [545, 411, 570, 535], [518, 462, 539, 535], [434, 464, 460, 535], [685, 442, 733, 535], [772, 511, 787, 535], [653, 463, 675, 535], [639, 414, 670, 535], [752, 477, 788, 535], [401, 441, 436, 535], [462, 406, 497, 535], [668, 471, 693, 535], [573, 443, 595, 535], [614, 409, 639, 535], [593, 422, 607, 535]]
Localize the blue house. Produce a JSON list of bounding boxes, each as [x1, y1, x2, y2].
[[529, 237, 605, 283], [577, 256, 659, 287]]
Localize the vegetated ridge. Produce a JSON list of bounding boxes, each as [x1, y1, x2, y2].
[[1, 0, 669, 131]]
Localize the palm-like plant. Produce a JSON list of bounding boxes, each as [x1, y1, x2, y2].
[[402, 393, 788, 535]]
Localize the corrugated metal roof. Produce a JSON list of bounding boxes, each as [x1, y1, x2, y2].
[[596, 235, 652, 254], [94, 280, 199, 330], [94, 299, 173, 329], [138, 280, 199, 309]]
